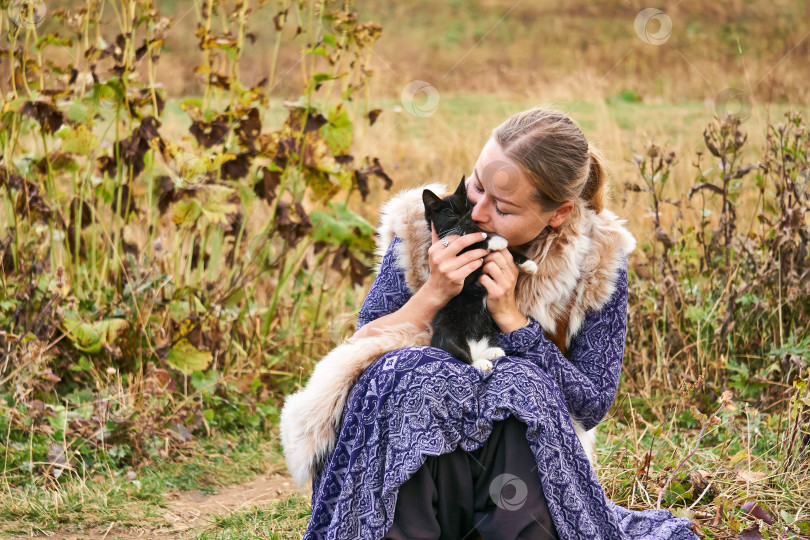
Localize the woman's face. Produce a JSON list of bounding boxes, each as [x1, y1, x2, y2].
[[466, 138, 571, 248]]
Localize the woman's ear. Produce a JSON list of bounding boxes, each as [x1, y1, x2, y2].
[[548, 201, 574, 228]]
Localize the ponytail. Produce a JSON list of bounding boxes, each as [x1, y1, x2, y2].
[[493, 107, 611, 215], [581, 146, 608, 214]]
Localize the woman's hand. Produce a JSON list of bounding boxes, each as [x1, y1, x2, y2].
[[479, 248, 528, 332], [422, 225, 490, 306]]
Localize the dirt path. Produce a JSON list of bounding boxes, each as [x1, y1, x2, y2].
[[164, 471, 306, 532], [11, 472, 309, 539]]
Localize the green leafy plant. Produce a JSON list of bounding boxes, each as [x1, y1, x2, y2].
[[0, 0, 389, 481]]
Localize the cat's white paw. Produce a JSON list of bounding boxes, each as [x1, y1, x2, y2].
[[486, 236, 508, 251], [472, 358, 494, 371], [482, 347, 505, 360], [518, 260, 538, 274]]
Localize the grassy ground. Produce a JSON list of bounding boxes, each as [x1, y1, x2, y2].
[[6, 408, 798, 539], [0, 432, 294, 537]]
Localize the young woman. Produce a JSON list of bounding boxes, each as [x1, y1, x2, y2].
[[295, 108, 698, 539]]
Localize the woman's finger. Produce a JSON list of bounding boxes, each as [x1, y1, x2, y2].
[[447, 232, 488, 255], [450, 258, 484, 281], [483, 261, 506, 280], [431, 223, 440, 244], [478, 273, 497, 293], [485, 251, 519, 276], [455, 248, 489, 267]]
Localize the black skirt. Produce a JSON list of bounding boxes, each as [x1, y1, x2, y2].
[[383, 415, 559, 540]]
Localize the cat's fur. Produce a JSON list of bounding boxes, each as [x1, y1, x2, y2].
[[422, 176, 538, 371]]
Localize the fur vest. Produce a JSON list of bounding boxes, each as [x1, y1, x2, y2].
[[280, 183, 636, 487]]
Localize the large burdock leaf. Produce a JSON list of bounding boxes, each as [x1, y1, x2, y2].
[[311, 202, 374, 251], [171, 185, 240, 231], [303, 134, 340, 174], [172, 199, 203, 229], [60, 124, 99, 156], [199, 185, 240, 231], [322, 104, 353, 155], [167, 339, 212, 375], [62, 318, 130, 354]]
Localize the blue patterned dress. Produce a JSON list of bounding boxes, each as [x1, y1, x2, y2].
[[305, 237, 698, 540]]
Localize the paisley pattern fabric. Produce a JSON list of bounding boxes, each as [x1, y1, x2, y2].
[[305, 237, 697, 540]]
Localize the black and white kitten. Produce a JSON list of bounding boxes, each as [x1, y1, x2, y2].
[[422, 176, 538, 371]]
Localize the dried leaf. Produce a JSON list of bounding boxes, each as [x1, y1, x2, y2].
[[740, 501, 775, 524], [220, 152, 253, 180], [190, 114, 230, 148], [737, 525, 762, 540], [235, 107, 261, 149], [21, 101, 65, 134], [689, 180, 726, 201], [736, 470, 767, 483]]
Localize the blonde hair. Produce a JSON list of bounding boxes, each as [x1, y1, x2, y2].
[[493, 107, 608, 214]]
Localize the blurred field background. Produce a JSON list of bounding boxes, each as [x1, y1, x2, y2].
[[0, 0, 808, 538]]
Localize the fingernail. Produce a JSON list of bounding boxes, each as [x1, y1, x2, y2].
[[480, 258, 484, 263], [481, 232, 487, 238]]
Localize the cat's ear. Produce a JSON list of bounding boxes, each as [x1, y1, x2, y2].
[[422, 189, 443, 221], [454, 175, 467, 199]]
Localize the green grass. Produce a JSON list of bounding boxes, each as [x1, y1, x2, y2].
[[0, 432, 291, 536], [596, 399, 810, 537], [2, 404, 808, 538], [193, 496, 311, 540]]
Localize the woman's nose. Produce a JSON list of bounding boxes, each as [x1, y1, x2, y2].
[[470, 200, 487, 223]]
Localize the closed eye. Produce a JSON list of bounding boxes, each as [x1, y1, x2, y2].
[[472, 180, 509, 216]]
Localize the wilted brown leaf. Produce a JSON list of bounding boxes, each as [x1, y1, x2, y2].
[[736, 470, 767, 483], [220, 152, 253, 180], [254, 166, 281, 203], [21, 101, 65, 134], [190, 114, 230, 148], [740, 501, 775, 524], [235, 107, 261, 149]]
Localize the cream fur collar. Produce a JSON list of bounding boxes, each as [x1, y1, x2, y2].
[[376, 183, 636, 348]]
